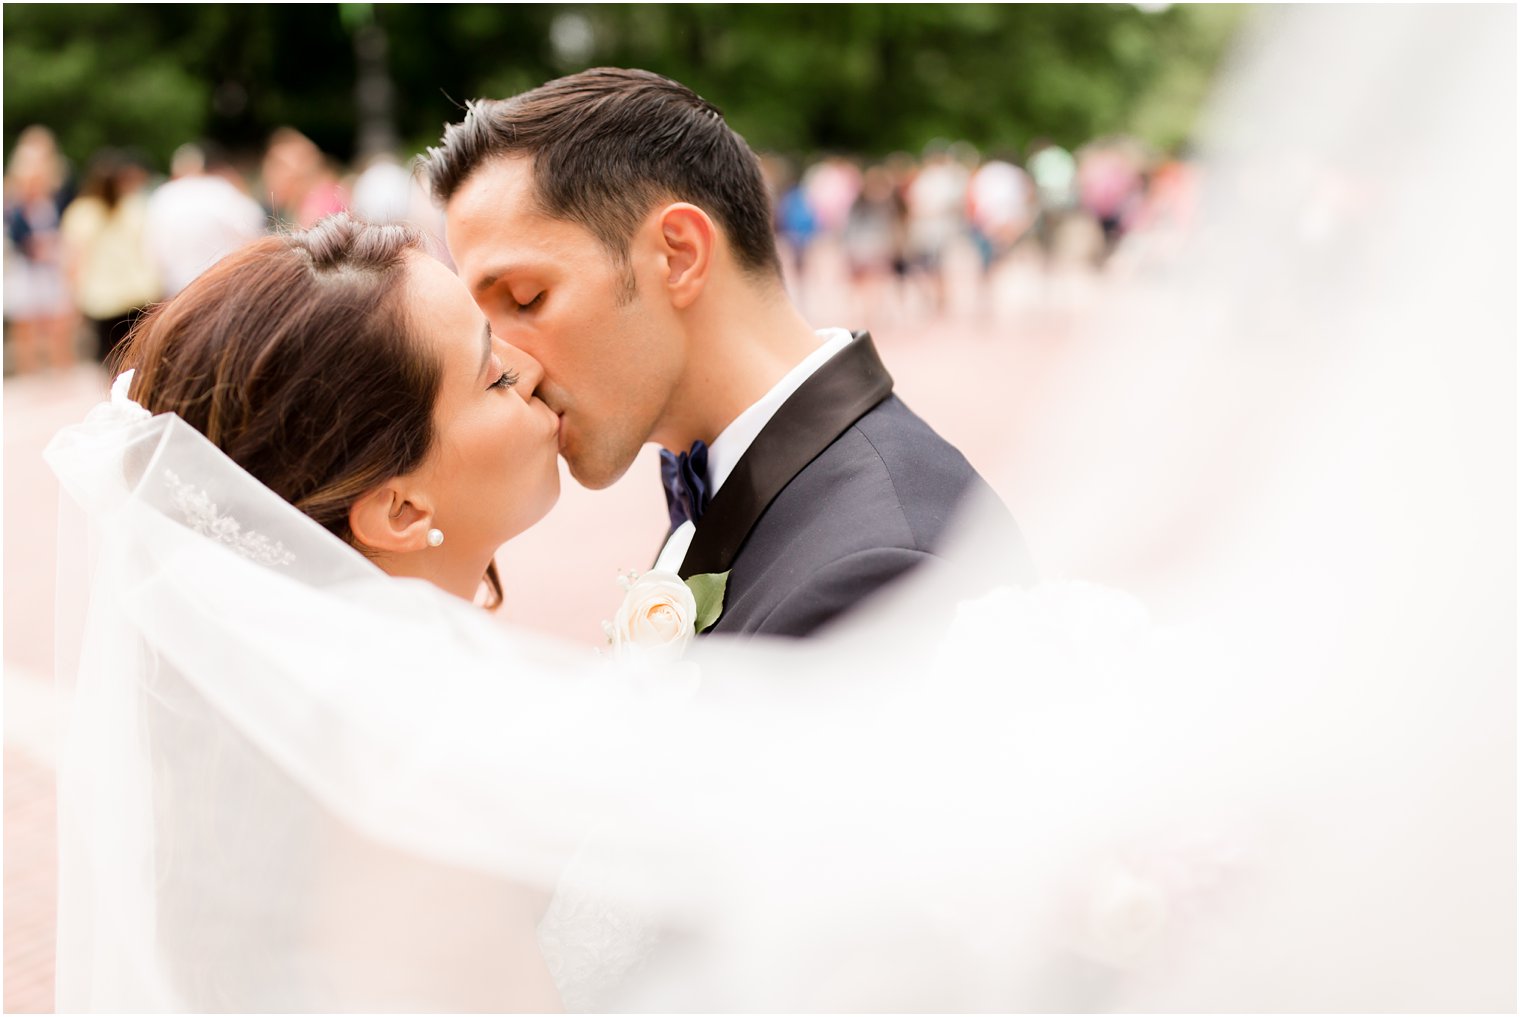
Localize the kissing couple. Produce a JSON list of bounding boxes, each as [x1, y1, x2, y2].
[[133, 66, 1029, 637], [48, 67, 1032, 1009]]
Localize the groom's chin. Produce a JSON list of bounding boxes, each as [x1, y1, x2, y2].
[[563, 451, 629, 492]]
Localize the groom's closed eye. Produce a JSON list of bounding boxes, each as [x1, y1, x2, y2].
[[515, 292, 545, 313]]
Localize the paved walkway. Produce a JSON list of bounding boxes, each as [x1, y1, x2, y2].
[[4, 364, 96, 1014], [2, 249, 1097, 1011], [5, 732, 57, 1013]]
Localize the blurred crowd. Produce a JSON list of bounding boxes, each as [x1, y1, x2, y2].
[[3, 124, 1196, 376], [2, 125, 445, 377], [764, 137, 1197, 323]]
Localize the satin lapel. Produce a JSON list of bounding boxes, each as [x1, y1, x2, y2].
[[679, 332, 894, 579]]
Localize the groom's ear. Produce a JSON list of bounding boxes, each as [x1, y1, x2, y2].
[[654, 203, 714, 310], [349, 480, 435, 554]]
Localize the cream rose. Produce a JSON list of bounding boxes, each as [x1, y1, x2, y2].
[[611, 570, 698, 659]]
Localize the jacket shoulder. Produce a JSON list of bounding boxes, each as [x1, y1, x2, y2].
[[712, 396, 1013, 636]]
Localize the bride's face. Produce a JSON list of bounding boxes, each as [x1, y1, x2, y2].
[[404, 252, 562, 554]]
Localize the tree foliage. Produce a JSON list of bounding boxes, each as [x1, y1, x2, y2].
[[4, 3, 1244, 173]]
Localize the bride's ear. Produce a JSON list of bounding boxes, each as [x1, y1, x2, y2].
[[349, 480, 434, 554]]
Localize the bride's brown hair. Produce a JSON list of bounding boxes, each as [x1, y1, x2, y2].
[[115, 213, 504, 607]]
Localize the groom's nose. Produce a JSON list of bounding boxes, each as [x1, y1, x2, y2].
[[504, 344, 545, 398]]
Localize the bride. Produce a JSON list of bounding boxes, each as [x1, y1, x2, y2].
[[51, 214, 580, 1009], [45, 4, 1513, 1011], [114, 213, 562, 608]]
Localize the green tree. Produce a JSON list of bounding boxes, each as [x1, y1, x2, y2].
[[3, 5, 210, 170], [4, 3, 1245, 173]]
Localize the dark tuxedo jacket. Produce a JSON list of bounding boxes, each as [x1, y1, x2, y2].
[[671, 332, 1031, 638]]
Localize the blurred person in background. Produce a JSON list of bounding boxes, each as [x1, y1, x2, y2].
[[1109, 145, 1199, 272], [261, 127, 348, 228], [904, 143, 971, 315], [773, 159, 819, 285], [4, 125, 78, 373], [842, 163, 908, 321], [799, 154, 863, 315], [60, 148, 161, 364], [882, 151, 918, 299], [350, 151, 414, 224], [1026, 138, 1078, 268], [1077, 136, 1147, 262], [145, 142, 268, 299], [801, 154, 861, 241], [1029, 138, 1104, 303], [967, 152, 1036, 275]]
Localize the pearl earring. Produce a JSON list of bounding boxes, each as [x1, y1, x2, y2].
[[426, 528, 445, 547]]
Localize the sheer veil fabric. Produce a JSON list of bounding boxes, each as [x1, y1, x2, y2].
[[46, 5, 1513, 1011]]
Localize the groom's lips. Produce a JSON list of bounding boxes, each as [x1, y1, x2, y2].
[[536, 391, 566, 449]]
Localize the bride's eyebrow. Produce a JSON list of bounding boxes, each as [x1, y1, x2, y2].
[[477, 320, 493, 379]]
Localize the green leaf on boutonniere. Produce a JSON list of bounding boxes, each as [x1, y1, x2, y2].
[[685, 570, 730, 635]]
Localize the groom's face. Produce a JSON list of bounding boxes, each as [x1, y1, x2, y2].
[[444, 157, 685, 490]]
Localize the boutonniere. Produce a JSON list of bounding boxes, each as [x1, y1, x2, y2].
[[603, 569, 730, 660]]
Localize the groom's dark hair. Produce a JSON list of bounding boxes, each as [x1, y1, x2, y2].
[[422, 67, 782, 280]]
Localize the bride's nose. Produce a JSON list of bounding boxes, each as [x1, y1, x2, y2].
[[504, 345, 545, 397]]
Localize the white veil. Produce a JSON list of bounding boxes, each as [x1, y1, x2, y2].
[[46, 5, 1513, 1011]]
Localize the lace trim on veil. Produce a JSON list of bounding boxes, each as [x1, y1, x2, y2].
[[161, 469, 297, 568], [106, 370, 296, 569]]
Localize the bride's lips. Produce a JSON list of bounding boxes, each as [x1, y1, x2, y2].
[[544, 403, 563, 444], [526, 394, 561, 443]]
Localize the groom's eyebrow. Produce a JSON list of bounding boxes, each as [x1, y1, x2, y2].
[[478, 320, 493, 379], [472, 265, 520, 296]]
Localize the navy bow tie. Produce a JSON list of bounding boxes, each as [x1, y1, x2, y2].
[[660, 440, 711, 530]]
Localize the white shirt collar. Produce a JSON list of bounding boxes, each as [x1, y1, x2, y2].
[[652, 327, 856, 574], [705, 327, 855, 495]]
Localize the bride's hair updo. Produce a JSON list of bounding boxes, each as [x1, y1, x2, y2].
[[116, 212, 503, 606]]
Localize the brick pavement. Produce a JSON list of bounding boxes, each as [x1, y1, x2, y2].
[[4, 365, 102, 1014], [4, 747, 56, 1014]]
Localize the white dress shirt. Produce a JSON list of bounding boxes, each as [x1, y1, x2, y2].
[[654, 327, 856, 573]]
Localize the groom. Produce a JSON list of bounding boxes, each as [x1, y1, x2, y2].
[[424, 68, 1029, 637]]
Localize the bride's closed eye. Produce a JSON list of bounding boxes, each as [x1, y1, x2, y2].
[[489, 368, 520, 391]]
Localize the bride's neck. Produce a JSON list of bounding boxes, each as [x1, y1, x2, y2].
[[373, 548, 492, 604]]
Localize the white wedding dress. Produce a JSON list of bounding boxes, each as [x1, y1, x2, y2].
[[536, 838, 661, 1010], [45, 5, 1513, 1011]]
